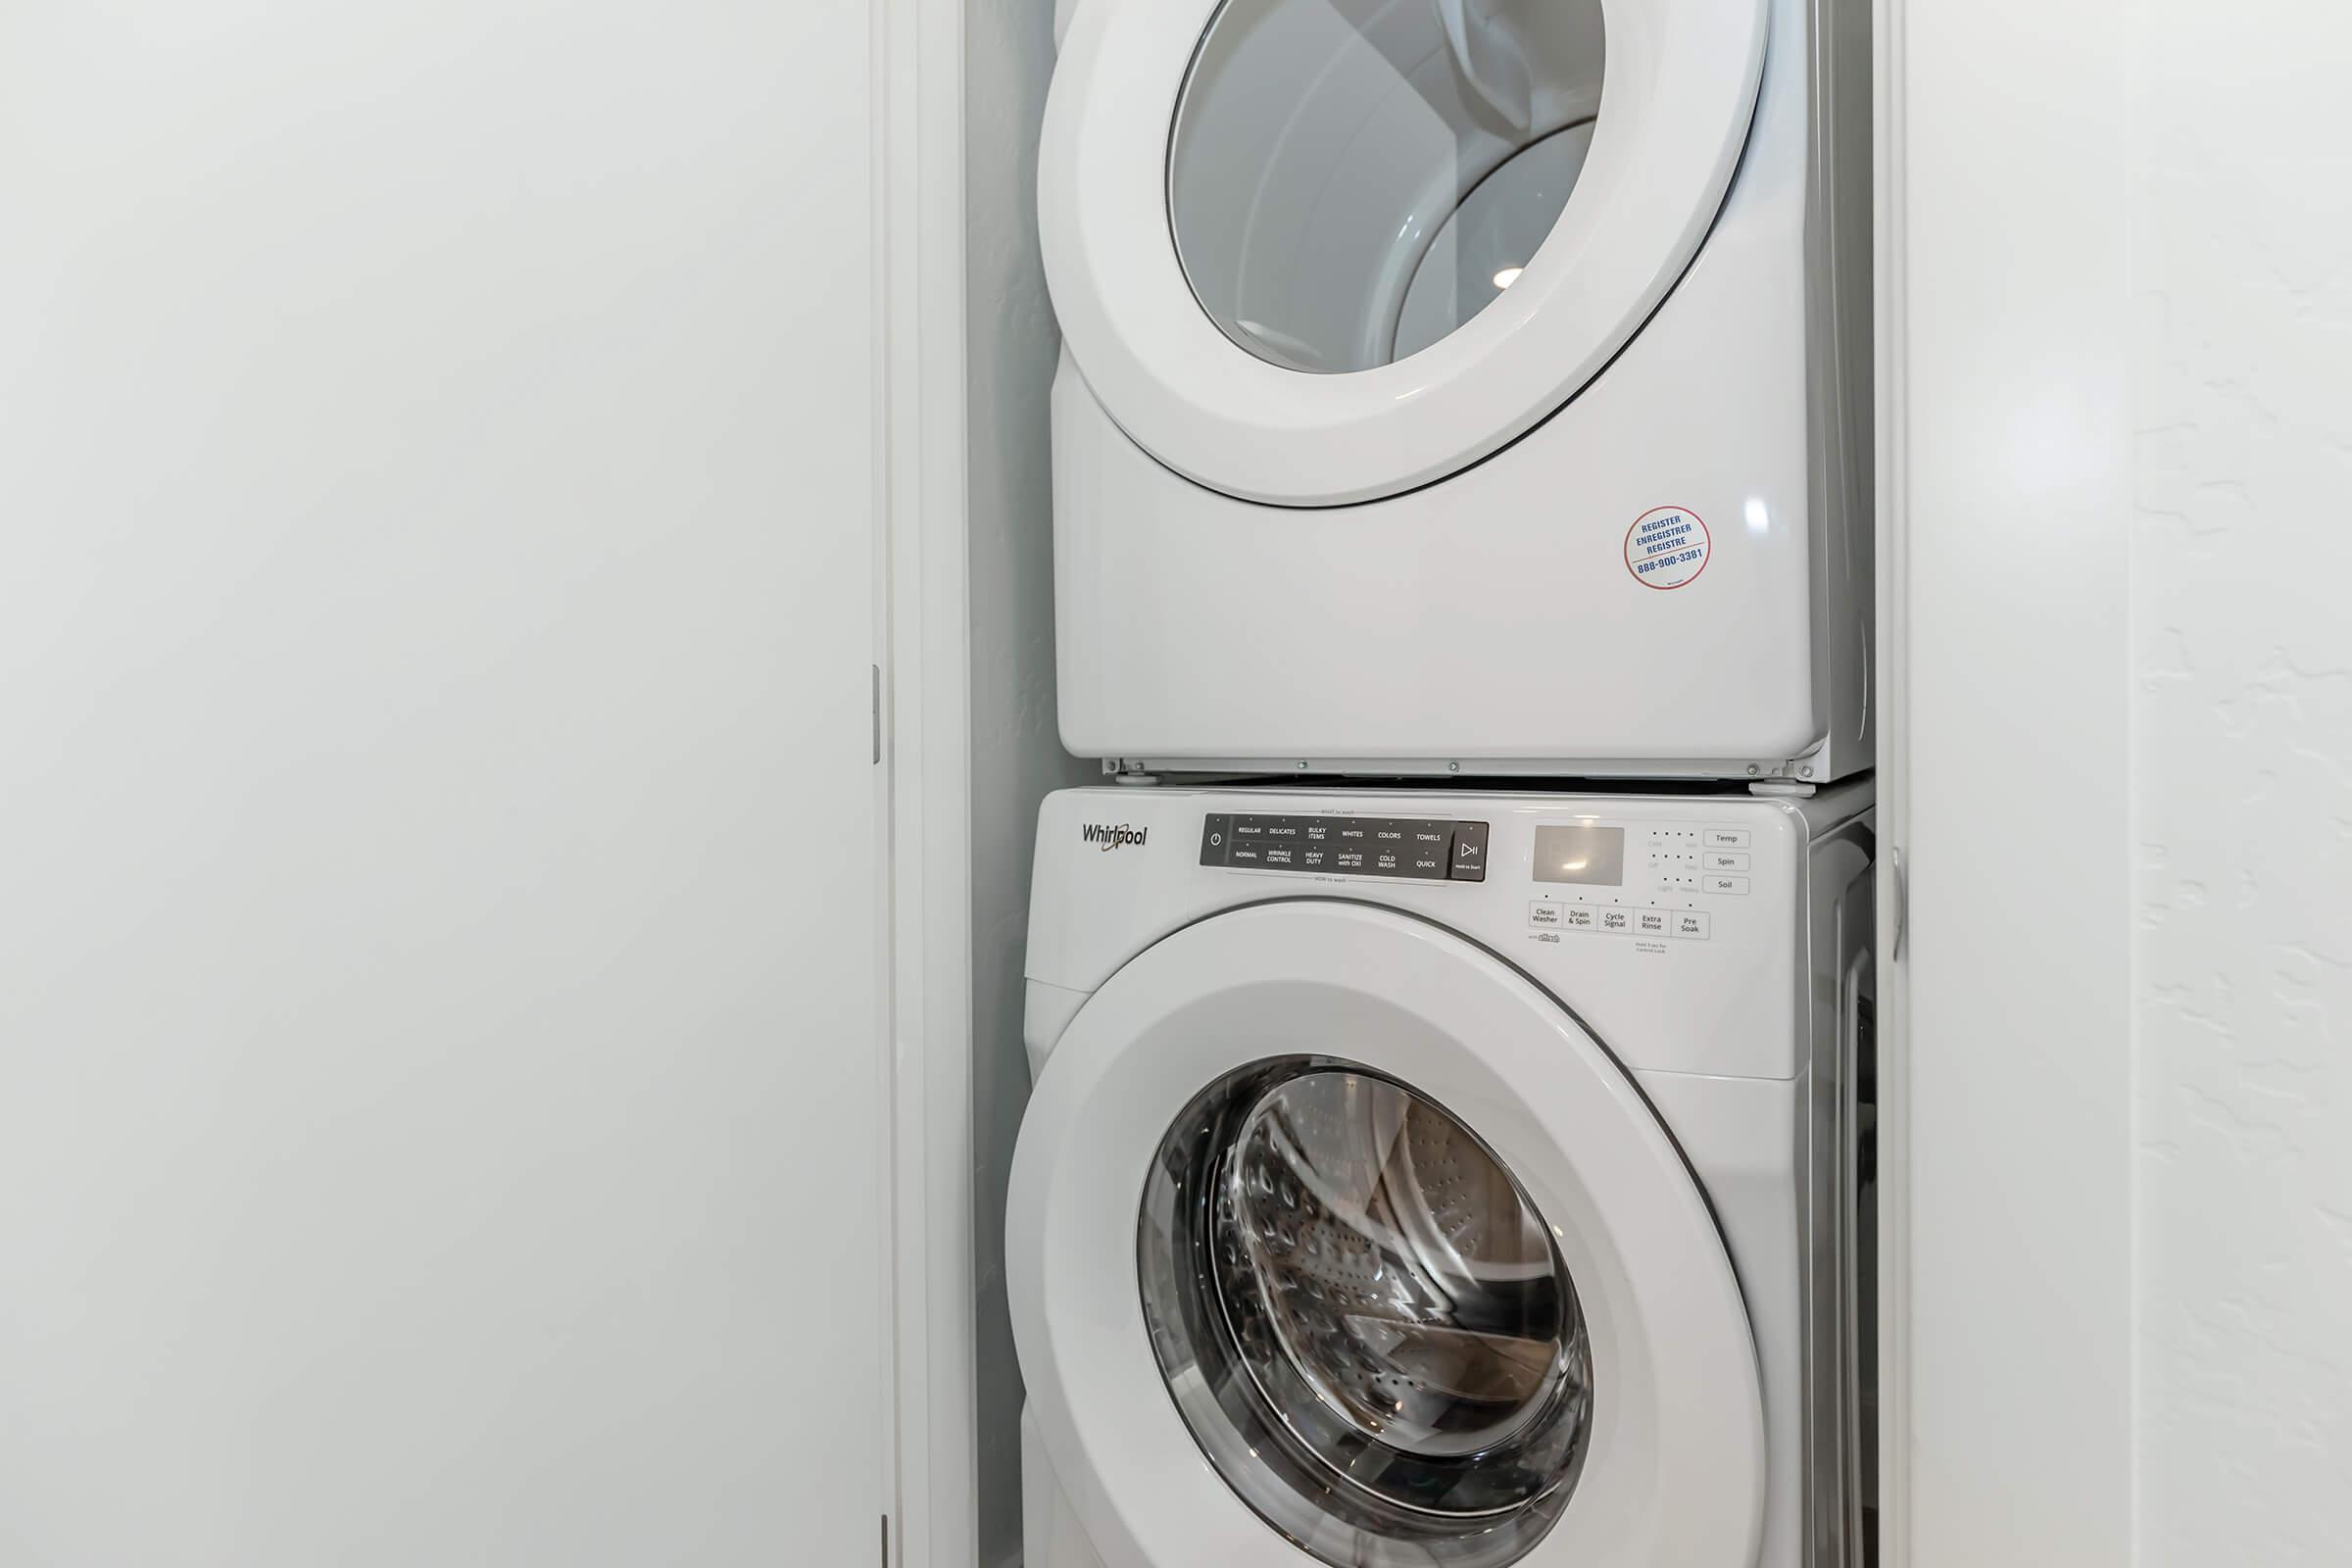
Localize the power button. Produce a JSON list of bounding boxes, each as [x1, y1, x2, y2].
[[1200, 814, 1232, 867]]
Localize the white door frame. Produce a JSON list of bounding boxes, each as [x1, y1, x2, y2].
[[879, 0, 981, 1562], [1873, 3, 2134, 1566], [1871, 6, 1911, 1556]]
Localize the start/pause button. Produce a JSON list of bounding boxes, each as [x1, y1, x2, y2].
[[1448, 821, 1490, 882]]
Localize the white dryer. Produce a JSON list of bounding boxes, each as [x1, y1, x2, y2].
[[1010, 782, 1875, 1568], [1043, 0, 1873, 781]]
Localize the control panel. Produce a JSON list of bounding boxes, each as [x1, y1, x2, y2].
[[1200, 813, 1489, 883], [1526, 820, 1760, 944], [1188, 803, 1777, 951], [1031, 787, 1839, 1086]]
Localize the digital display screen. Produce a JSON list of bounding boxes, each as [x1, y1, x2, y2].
[[1533, 825, 1625, 887]]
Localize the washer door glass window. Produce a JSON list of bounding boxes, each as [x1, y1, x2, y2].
[[1170, 0, 1606, 374], [1140, 1057, 1592, 1568]]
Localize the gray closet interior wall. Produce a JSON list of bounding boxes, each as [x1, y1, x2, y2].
[[967, 0, 1094, 1562]]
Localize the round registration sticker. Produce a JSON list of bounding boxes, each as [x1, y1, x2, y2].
[[1625, 506, 1711, 590]]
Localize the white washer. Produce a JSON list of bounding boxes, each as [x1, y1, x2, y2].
[[1043, 0, 1873, 780], [1010, 782, 1876, 1568]]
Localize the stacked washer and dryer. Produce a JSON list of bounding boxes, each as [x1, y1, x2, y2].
[[1008, 3, 1877, 1567]]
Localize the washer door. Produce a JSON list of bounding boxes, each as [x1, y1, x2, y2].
[[1040, 0, 1768, 508], [1007, 903, 1765, 1568]]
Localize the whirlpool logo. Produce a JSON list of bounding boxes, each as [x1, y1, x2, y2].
[[1080, 822, 1149, 853]]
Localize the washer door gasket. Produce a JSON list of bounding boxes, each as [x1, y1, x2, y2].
[[1140, 1056, 1592, 1568]]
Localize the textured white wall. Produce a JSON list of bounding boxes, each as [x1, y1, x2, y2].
[[2132, 7, 2352, 1560]]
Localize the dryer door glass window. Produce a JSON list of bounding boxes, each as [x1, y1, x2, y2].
[[1139, 1057, 1592, 1568], [1169, 0, 1606, 375]]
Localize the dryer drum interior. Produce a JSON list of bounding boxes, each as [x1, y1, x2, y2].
[[1139, 1055, 1593, 1568], [1169, 0, 1608, 375]]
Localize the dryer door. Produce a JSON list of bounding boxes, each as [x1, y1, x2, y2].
[[1040, 0, 1767, 508], [1007, 902, 1765, 1568]]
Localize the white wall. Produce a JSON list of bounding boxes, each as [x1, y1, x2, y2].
[[0, 6, 883, 1564], [2132, 7, 2352, 1560], [964, 2, 1094, 1565]]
